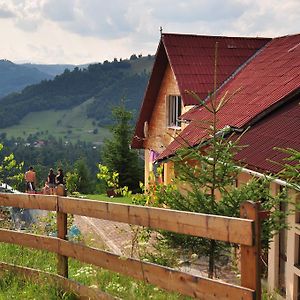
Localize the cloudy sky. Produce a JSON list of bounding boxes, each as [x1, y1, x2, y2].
[[0, 0, 299, 64]]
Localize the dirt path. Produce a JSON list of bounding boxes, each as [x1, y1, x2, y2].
[[74, 215, 240, 285], [74, 215, 134, 256]]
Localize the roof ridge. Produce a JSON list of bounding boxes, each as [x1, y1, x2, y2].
[[162, 32, 271, 40], [272, 32, 300, 39]]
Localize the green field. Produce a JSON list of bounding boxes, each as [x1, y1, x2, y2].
[[82, 194, 133, 204], [2, 98, 111, 144]]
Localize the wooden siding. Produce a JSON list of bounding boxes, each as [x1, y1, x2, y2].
[[144, 63, 181, 151]]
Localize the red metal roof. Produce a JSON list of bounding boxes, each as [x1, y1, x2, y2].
[[158, 34, 300, 162], [234, 96, 300, 173], [131, 33, 270, 149], [163, 34, 271, 106]]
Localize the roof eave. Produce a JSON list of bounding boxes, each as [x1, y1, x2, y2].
[[131, 38, 169, 149]]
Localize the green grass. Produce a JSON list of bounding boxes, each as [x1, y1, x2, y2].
[[82, 194, 133, 204], [0, 243, 188, 299], [2, 98, 110, 144], [0, 244, 76, 299], [0, 271, 76, 299]]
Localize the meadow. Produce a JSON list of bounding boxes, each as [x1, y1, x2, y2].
[[2, 98, 110, 144]]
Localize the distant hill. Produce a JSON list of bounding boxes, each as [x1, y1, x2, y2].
[[0, 55, 154, 133], [0, 59, 53, 98], [22, 63, 78, 76]]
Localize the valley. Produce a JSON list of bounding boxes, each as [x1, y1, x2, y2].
[[0, 55, 154, 144]]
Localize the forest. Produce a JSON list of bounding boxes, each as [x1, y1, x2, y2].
[[0, 55, 153, 128]]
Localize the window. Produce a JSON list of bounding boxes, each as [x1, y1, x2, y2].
[[167, 95, 182, 128]]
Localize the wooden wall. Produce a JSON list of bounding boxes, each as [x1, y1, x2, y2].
[[144, 63, 181, 152]]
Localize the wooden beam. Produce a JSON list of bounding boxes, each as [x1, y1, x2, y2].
[[0, 262, 115, 300], [57, 211, 68, 278], [58, 196, 254, 245], [0, 193, 57, 211], [0, 229, 255, 299], [0, 229, 59, 252], [59, 240, 255, 300], [56, 186, 68, 278], [240, 201, 261, 300], [0, 193, 254, 245]]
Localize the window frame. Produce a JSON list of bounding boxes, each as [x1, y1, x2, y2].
[[166, 95, 182, 129]]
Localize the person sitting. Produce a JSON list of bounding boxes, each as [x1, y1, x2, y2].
[[42, 181, 50, 195]]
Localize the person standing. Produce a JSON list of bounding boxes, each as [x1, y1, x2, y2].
[[47, 168, 56, 187], [56, 168, 64, 185], [25, 166, 37, 192], [47, 168, 56, 194]]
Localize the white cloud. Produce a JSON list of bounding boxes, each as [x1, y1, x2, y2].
[[41, 0, 135, 39], [0, 0, 299, 63], [0, 5, 15, 18]]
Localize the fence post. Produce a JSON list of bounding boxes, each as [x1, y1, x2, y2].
[[240, 201, 261, 300], [56, 185, 68, 278]]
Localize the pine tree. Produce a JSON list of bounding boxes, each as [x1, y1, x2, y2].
[[102, 104, 143, 192]]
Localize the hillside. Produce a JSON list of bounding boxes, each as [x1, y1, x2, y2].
[[22, 63, 77, 76], [0, 55, 154, 130], [3, 98, 110, 144], [0, 59, 53, 98]]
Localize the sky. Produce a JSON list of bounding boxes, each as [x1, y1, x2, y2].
[[0, 0, 299, 64]]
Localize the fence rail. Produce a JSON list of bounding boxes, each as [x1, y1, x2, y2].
[[0, 192, 261, 299]]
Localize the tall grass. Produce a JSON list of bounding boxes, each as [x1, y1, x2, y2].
[[0, 243, 188, 299], [0, 269, 76, 299]]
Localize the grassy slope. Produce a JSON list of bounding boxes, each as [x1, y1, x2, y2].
[[1, 56, 154, 144], [3, 98, 110, 144]]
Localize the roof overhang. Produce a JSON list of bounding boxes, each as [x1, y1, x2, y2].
[[131, 39, 168, 149]]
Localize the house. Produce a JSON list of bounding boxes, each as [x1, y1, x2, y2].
[[132, 32, 300, 299], [233, 95, 300, 299], [132, 33, 271, 186]]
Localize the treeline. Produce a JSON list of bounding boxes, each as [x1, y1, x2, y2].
[[0, 134, 101, 191], [86, 73, 149, 125], [0, 56, 153, 128]]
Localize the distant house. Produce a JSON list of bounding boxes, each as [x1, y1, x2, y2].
[[132, 33, 300, 299], [33, 140, 46, 148]]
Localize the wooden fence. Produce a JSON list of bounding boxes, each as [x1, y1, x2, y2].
[[0, 192, 261, 300]]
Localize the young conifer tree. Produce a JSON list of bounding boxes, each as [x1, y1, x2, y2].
[[276, 148, 300, 190], [154, 44, 287, 278]]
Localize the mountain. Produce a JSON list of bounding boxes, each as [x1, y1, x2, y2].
[[0, 55, 154, 132], [22, 63, 78, 76], [0, 59, 53, 98]]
